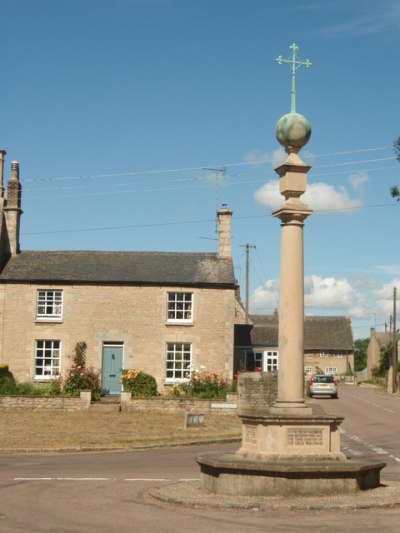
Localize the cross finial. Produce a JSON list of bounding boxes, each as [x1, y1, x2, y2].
[[276, 43, 312, 113]]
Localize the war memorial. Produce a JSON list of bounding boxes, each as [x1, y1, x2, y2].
[[196, 44, 385, 497]]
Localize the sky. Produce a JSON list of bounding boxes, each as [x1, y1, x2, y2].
[[0, 0, 399, 340]]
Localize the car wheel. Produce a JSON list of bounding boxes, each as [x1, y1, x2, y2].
[[332, 394, 338, 399]]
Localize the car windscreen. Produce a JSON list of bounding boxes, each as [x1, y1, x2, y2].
[[313, 376, 334, 383]]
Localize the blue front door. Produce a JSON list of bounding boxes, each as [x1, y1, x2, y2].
[[102, 344, 123, 394]]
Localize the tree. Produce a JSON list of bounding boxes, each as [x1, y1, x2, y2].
[[390, 137, 400, 200], [354, 338, 369, 372]]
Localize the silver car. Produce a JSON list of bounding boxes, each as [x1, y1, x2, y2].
[[308, 374, 338, 399]]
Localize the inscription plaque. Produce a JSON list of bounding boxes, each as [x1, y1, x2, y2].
[[244, 426, 257, 444], [287, 427, 323, 446]]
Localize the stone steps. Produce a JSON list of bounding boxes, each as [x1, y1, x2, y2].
[[90, 396, 121, 412]]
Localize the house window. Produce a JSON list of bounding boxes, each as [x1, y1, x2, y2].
[[245, 351, 263, 371], [305, 366, 313, 375], [36, 290, 63, 320], [325, 367, 337, 375], [167, 292, 193, 323], [35, 340, 61, 379], [334, 352, 343, 358], [166, 343, 192, 381], [265, 351, 278, 372], [319, 351, 329, 358]]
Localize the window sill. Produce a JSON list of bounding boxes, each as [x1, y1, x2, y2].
[[165, 321, 194, 327], [35, 318, 63, 324]]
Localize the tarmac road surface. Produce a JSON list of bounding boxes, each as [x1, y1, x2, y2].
[[0, 384, 399, 532]]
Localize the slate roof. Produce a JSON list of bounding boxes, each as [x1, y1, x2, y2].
[[0, 251, 236, 287], [235, 315, 353, 350]]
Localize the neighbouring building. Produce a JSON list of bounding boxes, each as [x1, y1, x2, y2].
[[0, 153, 238, 393], [366, 327, 391, 381], [234, 313, 354, 377]]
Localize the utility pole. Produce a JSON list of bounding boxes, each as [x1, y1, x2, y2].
[[240, 243, 256, 324], [392, 287, 398, 393]]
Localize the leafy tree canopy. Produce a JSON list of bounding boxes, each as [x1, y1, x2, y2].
[[354, 338, 369, 371]]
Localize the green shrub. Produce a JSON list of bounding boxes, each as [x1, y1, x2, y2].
[[63, 342, 101, 400], [121, 369, 158, 397], [15, 382, 44, 396], [0, 364, 17, 395]]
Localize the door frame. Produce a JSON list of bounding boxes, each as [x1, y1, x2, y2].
[[101, 342, 124, 395]]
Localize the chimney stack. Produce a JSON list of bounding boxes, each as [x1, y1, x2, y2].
[[4, 160, 22, 255], [0, 149, 6, 198], [217, 205, 232, 258]]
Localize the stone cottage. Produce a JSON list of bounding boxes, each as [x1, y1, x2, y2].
[[0, 152, 237, 393]]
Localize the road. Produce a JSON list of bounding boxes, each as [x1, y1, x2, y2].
[[311, 383, 400, 482], [0, 384, 399, 532]]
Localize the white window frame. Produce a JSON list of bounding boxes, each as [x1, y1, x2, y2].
[[36, 290, 63, 321], [165, 342, 192, 382], [325, 367, 337, 375], [319, 351, 329, 358], [305, 366, 313, 375], [166, 292, 193, 324], [265, 351, 279, 372], [34, 340, 61, 380]]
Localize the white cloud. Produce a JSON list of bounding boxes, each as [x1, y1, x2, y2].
[[304, 275, 368, 317], [250, 275, 369, 318], [244, 149, 280, 166], [253, 180, 281, 211], [254, 180, 362, 214], [320, 1, 400, 37], [250, 279, 280, 313], [349, 172, 368, 195], [373, 279, 400, 315]]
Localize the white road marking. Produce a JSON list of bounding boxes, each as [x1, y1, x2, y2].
[[124, 478, 169, 482], [13, 476, 199, 483], [340, 429, 400, 463], [348, 394, 397, 415], [15, 477, 112, 481]]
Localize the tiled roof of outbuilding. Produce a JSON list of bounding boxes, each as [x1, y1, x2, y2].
[[235, 315, 353, 350], [0, 251, 236, 287]]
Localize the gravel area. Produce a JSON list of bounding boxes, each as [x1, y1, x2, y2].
[[150, 480, 400, 511]]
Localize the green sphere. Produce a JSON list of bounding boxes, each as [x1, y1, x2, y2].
[[275, 112, 311, 153]]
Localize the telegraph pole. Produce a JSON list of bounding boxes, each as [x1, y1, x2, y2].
[[240, 243, 256, 324], [392, 287, 398, 393]]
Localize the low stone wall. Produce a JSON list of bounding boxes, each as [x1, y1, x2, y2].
[[0, 391, 91, 411], [120, 394, 238, 415]]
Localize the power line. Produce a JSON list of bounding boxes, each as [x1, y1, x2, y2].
[[23, 146, 394, 184], [21, 202, 398, 237]]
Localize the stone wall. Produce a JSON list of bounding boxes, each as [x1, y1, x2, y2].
[[237, 371, 277, 415], [121, 395, 238, 415], [0, 393, 89, 411]]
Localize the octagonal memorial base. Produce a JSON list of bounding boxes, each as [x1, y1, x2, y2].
[[196, 452, 386, 496]]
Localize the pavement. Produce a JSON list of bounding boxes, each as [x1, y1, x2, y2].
[[151, 479, 400, 511]]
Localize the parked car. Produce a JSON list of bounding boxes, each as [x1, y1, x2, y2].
[[308, 374, 338, 399]]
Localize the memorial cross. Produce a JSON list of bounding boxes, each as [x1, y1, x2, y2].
[[276, 43, 312, 113]]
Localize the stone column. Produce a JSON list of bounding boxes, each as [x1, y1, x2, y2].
[[272, 152, 312, 411]]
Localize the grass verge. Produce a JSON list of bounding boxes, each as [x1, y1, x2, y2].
[[0, 411, 241, 450]]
